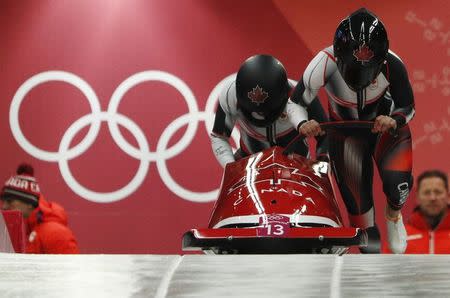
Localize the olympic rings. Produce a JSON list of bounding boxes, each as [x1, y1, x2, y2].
[[10, 70, 238, 203]]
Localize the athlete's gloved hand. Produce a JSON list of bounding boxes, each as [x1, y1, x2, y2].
[[372, 115, 397, 134], [298, 120, 324, 137]]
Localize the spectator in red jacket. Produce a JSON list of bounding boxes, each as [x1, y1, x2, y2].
[[0, 163, 79, 254], [383, 169, 450, 254]]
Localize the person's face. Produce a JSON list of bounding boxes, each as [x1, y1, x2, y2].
[[417, 177, 449, 217], [1, 197, 34, 218]]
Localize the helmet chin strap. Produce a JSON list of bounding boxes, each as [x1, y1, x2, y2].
[[356, 89, 366, 117], [265, 122, 277, 146]]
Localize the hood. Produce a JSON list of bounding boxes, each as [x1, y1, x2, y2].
[[27, 196, 69, 229]]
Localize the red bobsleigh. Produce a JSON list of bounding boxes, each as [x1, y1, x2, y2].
[[183, 122, 374, 254]]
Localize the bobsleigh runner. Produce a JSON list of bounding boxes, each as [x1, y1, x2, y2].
[[183, 121, 376, 254]]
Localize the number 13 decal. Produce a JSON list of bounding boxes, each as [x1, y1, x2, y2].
[[266, 224, 285, 235]]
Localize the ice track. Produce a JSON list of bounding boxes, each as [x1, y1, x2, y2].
[[1, 254, 449, 297]]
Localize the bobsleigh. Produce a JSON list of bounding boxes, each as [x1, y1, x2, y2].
[[183, 122, 374, 254]]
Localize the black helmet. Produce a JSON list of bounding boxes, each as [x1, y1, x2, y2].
[[333, 8, 389, 91], [236, 54, 289, 127]]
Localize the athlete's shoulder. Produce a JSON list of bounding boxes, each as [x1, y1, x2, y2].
[[218, 80, 238, 114], [309, 46, 336, 65], [303, 45, 337, 88], [385, 50, 409, 81], [321, 46, 336, 62], [387, 50, 405, 64]]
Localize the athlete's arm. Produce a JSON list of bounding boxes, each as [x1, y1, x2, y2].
[[386, 52, 415, 128], [210, 83, 237, 167], [290, 51, 329, 137]]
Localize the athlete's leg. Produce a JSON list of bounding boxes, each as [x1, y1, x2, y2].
[[374, 125, 413, 253], [329, 130, 379, 253]]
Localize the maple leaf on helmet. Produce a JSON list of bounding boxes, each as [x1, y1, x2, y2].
[[353, 44, 375, 62], [247, 85, 269, 105]]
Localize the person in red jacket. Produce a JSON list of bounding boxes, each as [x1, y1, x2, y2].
[[383, 169, 450, 254], [0, 163, 79, 254]]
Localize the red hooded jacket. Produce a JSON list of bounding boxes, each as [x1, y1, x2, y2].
[[25, 197, 79, 254], [383, 206, 450, 254]]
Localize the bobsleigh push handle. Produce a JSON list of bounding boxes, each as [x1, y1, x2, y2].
[[282, 120, 375, 156], [319, 120, 374, 131]]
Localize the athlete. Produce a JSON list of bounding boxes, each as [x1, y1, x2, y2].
[[210, 54, 328, 167], [289, 8, 415, 253]]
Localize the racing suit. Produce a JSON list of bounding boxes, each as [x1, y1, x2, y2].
[[290, 47, 415, 250], [211, 80, 328, 167]]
